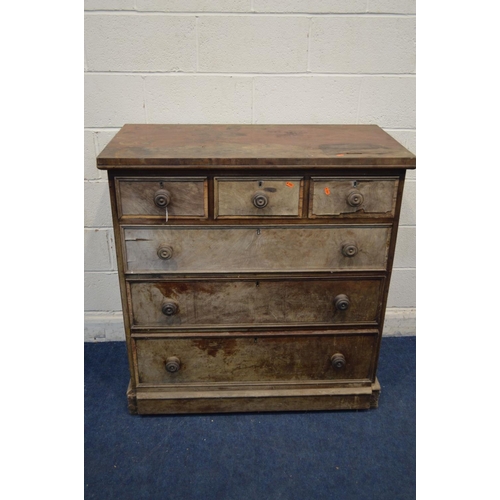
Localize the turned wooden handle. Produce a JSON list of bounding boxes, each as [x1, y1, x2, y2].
[[342, 242, 358, 257], [165, 356, 181, 373], [162, 301, 179, 316], [252, 192, 269, 209], [154, 189, 171, 208], [157, 246, 174, 260], [346, 190, 364, 207], [331, 353, 346, 369], [334, 294, 350, 311]]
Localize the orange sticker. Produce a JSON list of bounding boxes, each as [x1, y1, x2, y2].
[[324, 187, 331, 195], [286, 181, 294, 188], [336, 153, 345, 157]]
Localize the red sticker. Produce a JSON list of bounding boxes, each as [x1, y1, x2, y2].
[[324, 187, 331, 195], [286, 181, 294, 188]]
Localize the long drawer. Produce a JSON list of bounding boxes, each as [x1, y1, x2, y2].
[[129, 278, 383, 329], [123, 225, 391, 274], [135, 334, 377, 384]]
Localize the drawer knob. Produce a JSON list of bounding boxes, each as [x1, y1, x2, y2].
[[331, 353, 346, 369], [346, 190, 364, 207], [157, 246, 174, 260], [154, 189, 171, 208], [165, 356, 180, 373], [342, 242, 358, 257], [334, 294, 350, 311], [252, 192, 269, 209], [162, 301, 179, 316]]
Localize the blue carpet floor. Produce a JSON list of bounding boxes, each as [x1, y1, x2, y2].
[[84, 336, 415, 500]]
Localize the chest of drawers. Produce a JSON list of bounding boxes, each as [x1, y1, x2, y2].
[[97, 124, 415, 414]]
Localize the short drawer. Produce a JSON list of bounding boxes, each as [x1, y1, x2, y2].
[[310, 177, 399, 218], [215, 177, 303, 218], [123, 224, 391, 273], [135, 334, 377, 384], [129, 278, 383, 329], [116, 177, 208, 218]]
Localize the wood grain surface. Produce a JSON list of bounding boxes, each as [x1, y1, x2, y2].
[[123, 224, 392, 273], [135, 334, 377, 384], [129, 278, 383, 328], [310, 177, 399, 217], [99, 124, 414, 414], [215, 177, 303, 218], [116, 177, 207, 218], [97, 124, 416, 167]]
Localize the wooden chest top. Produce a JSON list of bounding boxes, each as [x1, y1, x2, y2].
[[97, 124, 416, 168]]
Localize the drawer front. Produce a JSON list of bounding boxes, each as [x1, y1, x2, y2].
[[123, 225, 391, 273], [310, 177, 399, 217], [130, 278, 383, 328], [136, 335, 377, 384], [215, 177, 303, 218], [116, 177, 207, 218]]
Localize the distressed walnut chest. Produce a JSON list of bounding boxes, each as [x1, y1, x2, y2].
[[97, 124, 416, 414]]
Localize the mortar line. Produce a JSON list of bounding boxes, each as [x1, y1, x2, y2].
[[84, 11, 415, 17], [91, 131, 99, 160], [307, 17, 312, 73], [142, 76, 148, 123], [84, 44, 89, 72], [85, 71, 416, 77], [195, 16, 200, 71], [251, 78, 255, 124]]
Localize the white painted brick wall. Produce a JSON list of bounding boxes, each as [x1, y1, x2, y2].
[[198, 16, 309, 72], [84, 1, 416, 340], [85, 15, 198, 72], [144, 76, 253, 123], [309, 17, 415, 73]]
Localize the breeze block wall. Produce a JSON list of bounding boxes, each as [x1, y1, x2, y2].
[[84, 0, 416, 341]]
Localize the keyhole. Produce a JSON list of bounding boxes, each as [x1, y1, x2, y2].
[[258, 181, 263, 187], [257, 228, 261, 235], [160, 181, 164, 187], [256, 281, 260, 287], [353, 180, 358, 187]]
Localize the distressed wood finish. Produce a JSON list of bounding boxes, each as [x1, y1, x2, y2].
[[97, 124, 416, 167], [215, 177, 303, 218], [129, 278, 383, 328], [116, 177, 207, 218], [134, 381, 381, 414], [123, 225, 392, 274], [97, 124, 415, 414], [310, 177, 399, 217], [135, 334, 377, 384]]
